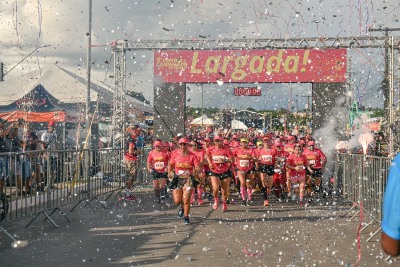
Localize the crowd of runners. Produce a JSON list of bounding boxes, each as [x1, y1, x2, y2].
[[124, 127, 327, 225]]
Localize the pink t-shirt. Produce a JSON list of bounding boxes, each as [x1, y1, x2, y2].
[[147, 149, 170, 173], [170, 150, 200, 176], [232, 147, 255, 172]]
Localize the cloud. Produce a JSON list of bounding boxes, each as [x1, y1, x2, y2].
[[0, 0, 397, 105]]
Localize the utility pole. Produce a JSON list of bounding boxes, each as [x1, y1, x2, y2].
[[0, 63, 3, 82], [300, 94, 312, 130]]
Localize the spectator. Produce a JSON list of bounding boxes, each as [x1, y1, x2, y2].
[[41, 121, 59, 189], [0, 119, 17, 194], [23, 123, 43, 192], [375, 132, 388, 157], [381, 153, 400, 256], [124, 129, 139, 200], [6, 125, 23, 195]]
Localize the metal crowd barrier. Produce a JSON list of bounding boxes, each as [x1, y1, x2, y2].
[[334, 152, 391, 241], [0, 147, 136, 234]]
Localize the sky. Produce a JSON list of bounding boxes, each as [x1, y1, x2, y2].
[[1, 0, 399, 110]]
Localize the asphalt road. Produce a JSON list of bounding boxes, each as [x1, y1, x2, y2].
[[0, 187, 395, 267]]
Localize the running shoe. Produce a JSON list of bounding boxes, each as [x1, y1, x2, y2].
[[298, 200, 304, 207], [183, 216, 190, 225], [222, 203, 228, 212], [155, 198, 161, 204], [241, 200, 247, 206], [246, 200, 253, 206], [178, 206, 184, 218], [226, 199, 230, 204], [212, 201, 219, 210], [263, 200, 270, 206], [208, 194, 213, 201]]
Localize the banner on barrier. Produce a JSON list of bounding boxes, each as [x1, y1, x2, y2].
[[154, 49, 347, 83]]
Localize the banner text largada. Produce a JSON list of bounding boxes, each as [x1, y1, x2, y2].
[[154, 49, 347, 83]]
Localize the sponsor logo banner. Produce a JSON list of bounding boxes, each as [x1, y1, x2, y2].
[[234, 87, 261, 96], [154, 49, 346, 83]]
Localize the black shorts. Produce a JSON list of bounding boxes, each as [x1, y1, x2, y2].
[[259, 164, 274, 176], [307, 168, 323, 178], [206, 170, 213, 177], [151, 170, 168, 180], [167, 175, 199, 190], [236, 169, 253, 175], [209, 171, 231, 180]]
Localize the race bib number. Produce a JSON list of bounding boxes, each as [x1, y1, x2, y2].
[[239, 160, 250, 167], [262, 155, 272, 162], [177, 170, 190, 178], [277, 157, 286, 163], [154, 162, 165, 170], [274, 168, 281, 173], [212, 156, 225, 164]]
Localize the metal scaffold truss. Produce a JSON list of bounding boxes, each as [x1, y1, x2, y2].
[[112, 36, 400, 154], [118, 36, 397, 50]]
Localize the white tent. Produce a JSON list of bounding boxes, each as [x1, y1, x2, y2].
[[231, 119, 248, 130], [0, 64, 153, 113], [190, 115, 214, 126]]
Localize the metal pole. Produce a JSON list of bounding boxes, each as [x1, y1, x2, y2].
[[86, 0, 92, 146], [0, 62, 3, 82], [86, 0, 92, 195], [201, 83, 204, 128]]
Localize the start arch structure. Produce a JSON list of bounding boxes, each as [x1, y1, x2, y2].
[[111, 36, 400, 154]]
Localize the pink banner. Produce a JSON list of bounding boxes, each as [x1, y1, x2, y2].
[[154, 49, 347, 83]]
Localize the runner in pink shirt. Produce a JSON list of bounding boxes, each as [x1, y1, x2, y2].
[[147, 140, 170, 203], [167, 137, 200, 225], [206, 135, 233, 211], [232, 138, 256, 206], [272, 141, 289, 202], [286, 143, 313, 205], [189, 140, 206, 205], [255, 138, 277, 206], [302, 140, 327, 201]]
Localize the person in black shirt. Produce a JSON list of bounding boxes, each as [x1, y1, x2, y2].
[[0, 119, 17, 193], [22, 123, 43, 193], [375, 132, 389, 157]]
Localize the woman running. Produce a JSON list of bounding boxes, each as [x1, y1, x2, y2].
[[206, 135, 233, 212], [232, 138, 256, 206], [286, 143, 313, 205], [147, 140, 170, 203], [168, 137, 200, 225]]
